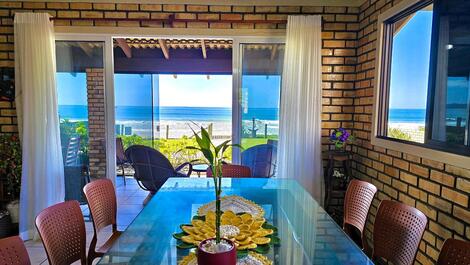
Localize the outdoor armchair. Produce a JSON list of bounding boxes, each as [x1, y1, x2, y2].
[[125, 145, 192, 193]]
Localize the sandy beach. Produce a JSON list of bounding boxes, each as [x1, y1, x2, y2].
[[116, 119, 279, 139]]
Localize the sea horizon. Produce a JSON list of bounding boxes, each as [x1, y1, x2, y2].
[[59, 105, 467, 125]]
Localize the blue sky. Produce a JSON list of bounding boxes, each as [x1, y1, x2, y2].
[[389, 10, 433, 109], [56, 72, 88, 105], [57, 73, 280, 109]]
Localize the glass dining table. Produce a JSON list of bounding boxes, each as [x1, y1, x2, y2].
[[98, 178, 372, 265]]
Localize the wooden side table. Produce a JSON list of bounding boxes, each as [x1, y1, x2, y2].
[[324, 150, 353, 222]]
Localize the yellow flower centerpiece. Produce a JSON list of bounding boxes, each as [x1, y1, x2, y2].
[[180, 210, 274, 250]]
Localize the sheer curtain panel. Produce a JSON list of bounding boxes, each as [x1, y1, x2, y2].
[[277, 16, 324, 202], [14, 13, 64, 239]]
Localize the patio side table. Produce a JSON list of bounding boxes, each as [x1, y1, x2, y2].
[[324, 150, 353, 224], [192, 164, 208, 177]]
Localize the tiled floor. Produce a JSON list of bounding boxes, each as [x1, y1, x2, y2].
[[25, 176, 148, 265]]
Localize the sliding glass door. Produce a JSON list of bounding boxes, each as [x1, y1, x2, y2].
[[232, 40, 284, 176], [55, 40, 106, 202], [239, 43, 284, 149]]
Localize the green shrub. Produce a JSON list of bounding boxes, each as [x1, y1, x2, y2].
[[388, 128, 412, 141], [118, 134, 232, 166], [0, 134, 21, 200]]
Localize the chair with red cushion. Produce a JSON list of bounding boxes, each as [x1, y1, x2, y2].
[[372, 200, 427, 265], [83, 179, 122, 265], [207, 164, 252, 178], [437, 238, 470, 265], [0, 236, 31, 265], [343, 179, 377, 250], [35, 200, 87, 265]]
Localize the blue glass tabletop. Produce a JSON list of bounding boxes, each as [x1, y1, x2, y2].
[[98, 178, 372, 265]]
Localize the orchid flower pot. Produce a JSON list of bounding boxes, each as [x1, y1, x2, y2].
[[197, 238, 236, 265]]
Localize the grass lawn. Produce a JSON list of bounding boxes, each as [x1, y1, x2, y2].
[[241, 138, 276, 149]]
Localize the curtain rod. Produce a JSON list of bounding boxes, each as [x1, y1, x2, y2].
[[50, 14, 288, 25]]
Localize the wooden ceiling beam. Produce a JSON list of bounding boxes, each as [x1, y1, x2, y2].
[[158, 39, 170, 60], [270, 44, 278, 61], [201, 39, 207, 59], [78, 43, 93, 57], [116, 38, 132, 58]]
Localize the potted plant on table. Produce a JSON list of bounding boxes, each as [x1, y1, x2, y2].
[[187, 126, 241, 265], [0, 134, 21, 225]]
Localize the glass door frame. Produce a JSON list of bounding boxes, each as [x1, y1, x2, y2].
[[231, 37, 285, 164], [55, 33, 116, 184], [55, 31, 284, 182]]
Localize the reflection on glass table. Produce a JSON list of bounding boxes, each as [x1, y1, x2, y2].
[[98, 178, 372, 265]]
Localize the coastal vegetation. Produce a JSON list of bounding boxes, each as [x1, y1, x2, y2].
[[388, 127, 412, 141]]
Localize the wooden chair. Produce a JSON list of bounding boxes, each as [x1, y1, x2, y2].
[[0, 236, 31, 265], [437, 238, 470, 265], [35, 201, 87, 265], [207, 164, 252, 178], [372, 200, 427, 265], [83, 179, 122, 265], [343, 179, 377, 250]]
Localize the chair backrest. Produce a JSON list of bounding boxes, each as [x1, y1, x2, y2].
[[125, 145, 176, 192], [116, 137, 127, 165], [241, 144, 277, 178], [343, 179, 377, 247], [64, 136, 81, 166], [207, 164, 252, 178], [373, 200, 427, 265], [437, 238, 470, 265], [35, 200, 86, 265], [0, 236, 31, 265], [266, 139, 278, 147], [83, 179, 117, 233]]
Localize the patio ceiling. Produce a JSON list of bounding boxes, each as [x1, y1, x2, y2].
[[55, 39, 283, 75]]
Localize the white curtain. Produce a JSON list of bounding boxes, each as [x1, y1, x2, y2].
[[277, 15, 323, 203], [14, 13, 64, 239]]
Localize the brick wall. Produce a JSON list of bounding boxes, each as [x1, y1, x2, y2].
[[86, 68, 106, 179], [354, 0, 470, 264], [0, 1, 359, 166]]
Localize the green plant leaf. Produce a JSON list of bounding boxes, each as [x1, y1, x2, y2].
[[269, 235, 281, 245], [185, 146, 201, 150], [192, 215, 206, 221], [215, 139, 231, 156], [173, 232, 187, 240], [177, 242, 196, 249], [236, 250, 249, 258], [262, 223, 277, 232], [179, 224, 193, 230], [253, 244, 270, 254], [199, 127, 211, 150], [200, 148, 214, 164]]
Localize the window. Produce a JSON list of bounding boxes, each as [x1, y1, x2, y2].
[[375, 0, 470, 157], [428, 0, 470, 152]]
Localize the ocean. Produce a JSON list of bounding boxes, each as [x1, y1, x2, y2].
[[59, 105, 279, 122], [59, 105, 467, 124]]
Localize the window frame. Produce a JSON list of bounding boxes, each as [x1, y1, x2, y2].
[[425, 0, 470, 156], [372, 0, 470, 169]]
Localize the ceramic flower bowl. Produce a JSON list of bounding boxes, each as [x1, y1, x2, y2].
[[197, 238, 236, 265]]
